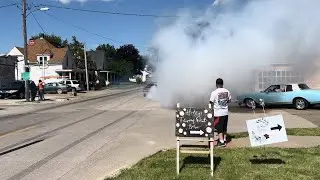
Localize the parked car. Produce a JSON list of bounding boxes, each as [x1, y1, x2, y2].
[[237, 83, 320, 110], [44, 82, 72, 94], [59, 79, 84, 92], [143, 82, 157, 97], [0, 80, 25, 99]]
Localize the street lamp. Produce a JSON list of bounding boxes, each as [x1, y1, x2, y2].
[[22, 0, 49, 101]]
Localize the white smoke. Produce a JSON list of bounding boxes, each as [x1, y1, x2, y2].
[[148, 0, 320, 107]]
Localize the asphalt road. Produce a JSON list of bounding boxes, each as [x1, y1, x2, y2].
[[0, 89, 175, 180]]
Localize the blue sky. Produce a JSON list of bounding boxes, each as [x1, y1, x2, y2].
[[0, 0, 213, 55]]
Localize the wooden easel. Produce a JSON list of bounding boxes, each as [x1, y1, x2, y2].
[[175, 103, 215, 177], [176, 137, 215, 176]]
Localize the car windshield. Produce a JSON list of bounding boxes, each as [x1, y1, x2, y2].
[[72, 80, 80, 84], [298, 84, 310, 90]]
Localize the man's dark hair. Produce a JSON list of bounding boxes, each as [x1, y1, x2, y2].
[[216, 78, 223, 86]]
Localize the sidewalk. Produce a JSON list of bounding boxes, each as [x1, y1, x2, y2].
[[0, 85, 142, 118]]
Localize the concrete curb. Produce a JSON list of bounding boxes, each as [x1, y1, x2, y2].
[[0, 87, 142, 120]]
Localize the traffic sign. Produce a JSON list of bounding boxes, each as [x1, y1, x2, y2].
[[175, 107, 215, 138], [21, 72, 30, 80], [246, 114, 288, 147]]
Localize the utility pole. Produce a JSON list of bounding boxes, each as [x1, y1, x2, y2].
[[22, 0, 30, 101], [84, 44, 89, 91]]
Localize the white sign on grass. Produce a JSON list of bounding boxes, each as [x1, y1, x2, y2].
[[246, 114, 288, 147]]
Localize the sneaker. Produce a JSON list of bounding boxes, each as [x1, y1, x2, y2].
[[215, 141, 226, 148]]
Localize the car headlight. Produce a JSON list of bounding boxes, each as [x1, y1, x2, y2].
[[7, 90, 18, 93]]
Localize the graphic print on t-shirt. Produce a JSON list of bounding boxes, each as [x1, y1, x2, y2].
[[217, 92, 229, 108]]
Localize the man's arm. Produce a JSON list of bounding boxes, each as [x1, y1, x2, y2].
[[209, 91, 215, 106], [227, 91, 232, 103]]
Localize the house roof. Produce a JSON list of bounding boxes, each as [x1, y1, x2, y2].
[[17, 38, 68, 64]]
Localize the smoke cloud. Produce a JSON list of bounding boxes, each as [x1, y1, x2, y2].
[[149, 0, 320, 107]]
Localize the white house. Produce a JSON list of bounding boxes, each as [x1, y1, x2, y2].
[[7, 38, 76, 84]]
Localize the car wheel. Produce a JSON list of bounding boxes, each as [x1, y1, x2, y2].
[[19, 92, 25, 99], [57, 89, 63, 94], [294, 98, 308, 110], [244, 98, 255, 108]]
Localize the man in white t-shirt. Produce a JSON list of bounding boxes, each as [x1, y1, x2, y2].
[[210, 78, 231, 147]]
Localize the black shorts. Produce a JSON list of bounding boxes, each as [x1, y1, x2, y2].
[[213, 115, 228, 133]]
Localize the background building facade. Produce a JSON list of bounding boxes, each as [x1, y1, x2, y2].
[[254, 64, 305, 91]]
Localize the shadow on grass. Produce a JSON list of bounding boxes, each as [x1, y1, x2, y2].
[[250, 157, 286, 164], [180, 156, 222, 172]]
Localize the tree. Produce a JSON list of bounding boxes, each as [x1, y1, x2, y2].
[[69, 36, 96, 70], [115, 44, 140, 74], [69, 36, 85, 60], [96, 44, 116, 60], [107, 59, 133, 77], [31, 33, 68, 48]]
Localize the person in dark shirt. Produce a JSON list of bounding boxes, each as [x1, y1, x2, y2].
[[30, 81, 37, 101]]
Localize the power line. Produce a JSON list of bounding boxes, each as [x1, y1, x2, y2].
[[31, 12, 46, 34], [0, 3, 17, 9], [39, 4, 179, 18], [43, 11, 131, 45]]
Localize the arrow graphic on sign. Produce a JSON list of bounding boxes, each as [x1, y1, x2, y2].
[[190, 130, 204, 135], [270, 124, 282, 131]]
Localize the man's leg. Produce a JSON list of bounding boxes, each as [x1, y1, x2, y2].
[[214, 116, 226, 147], [41, 90, 45, 100], [39, 90, 43, 101], [223, 115, 229, 143]]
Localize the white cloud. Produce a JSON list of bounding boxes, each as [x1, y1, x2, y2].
[[57, 0, 114, 4]]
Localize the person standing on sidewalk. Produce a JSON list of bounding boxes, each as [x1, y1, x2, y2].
[[209, 78, 231, 147], [30, 80, 37, 101], [38, 80, 45, 101]]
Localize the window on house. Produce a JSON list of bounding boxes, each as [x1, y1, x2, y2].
[[38, 56, 49, 65]]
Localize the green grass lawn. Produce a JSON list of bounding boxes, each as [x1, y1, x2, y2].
[[228, 128, 320, 139], [107, 147, 320, 180], [107, 128, 320, 180]]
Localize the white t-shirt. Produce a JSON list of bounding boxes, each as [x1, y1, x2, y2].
[[209, 88, 231, 117]]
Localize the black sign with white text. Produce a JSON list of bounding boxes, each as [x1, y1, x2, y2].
[[175, 107, 215, 137]]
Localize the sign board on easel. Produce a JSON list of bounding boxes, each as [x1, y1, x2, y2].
[[175, 107, 215, 138], [246, 114, 288, 147], [176, 103, 215, 177]]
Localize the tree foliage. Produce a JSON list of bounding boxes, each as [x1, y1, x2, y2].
[[69, 36, 85, 60], [107, 59, 133, 77], [96, 44, 116, 60], [115, 44, 141, 74], [31, 33, 68, 48]]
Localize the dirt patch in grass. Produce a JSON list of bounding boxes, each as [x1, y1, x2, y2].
[[107, 146, 320, 180]]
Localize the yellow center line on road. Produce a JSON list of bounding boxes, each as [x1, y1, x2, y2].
[[0, 125, 38, 139]]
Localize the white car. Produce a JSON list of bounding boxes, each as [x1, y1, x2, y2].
[[59, 79, 84, 92]]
